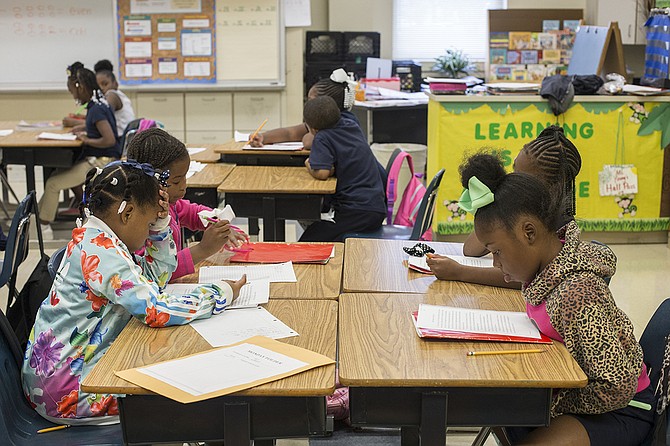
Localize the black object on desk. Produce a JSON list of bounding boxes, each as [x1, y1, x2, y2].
[[352, 103, 427, 145]]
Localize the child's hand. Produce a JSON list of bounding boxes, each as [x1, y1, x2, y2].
[[157, 189, 170, 219], [425, 254, 463, 281], [225, 228, 250, 249], [200, 219, 231, 256], [74, 131, 88, 143], [304, 158, 311, 170], [249, 133, 264, 147], [225, 274, 247, 300]]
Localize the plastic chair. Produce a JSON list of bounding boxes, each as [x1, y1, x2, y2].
[[0, 192, 36, 311], [47, 246, 67, 280], [0, 308, 123, 445], [344, 168, 445, 240], [121, 118, 164, 159]]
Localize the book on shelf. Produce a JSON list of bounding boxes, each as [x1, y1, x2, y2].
[[538, 33, 558, 50], [412, 304, 553, 344], [541, 49, 562, 64], [542, 19, 560, 32], [490, 48, 507, 64], [489, 32, 509, 48], [509, 32, 531, 50], [521, 50, 539, 65]]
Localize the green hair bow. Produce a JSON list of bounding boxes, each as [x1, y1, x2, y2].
[[458, 176, 494, 215]]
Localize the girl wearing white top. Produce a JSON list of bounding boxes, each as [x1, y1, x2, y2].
[[94, 59, 136, 137]]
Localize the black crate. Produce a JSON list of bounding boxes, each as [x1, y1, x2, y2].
[[305, 62, 346, 95], [343, 32, 380, 63], [392, 60, 423, 92], [306, 31, 344, 62], [344, 62, 367, 81]]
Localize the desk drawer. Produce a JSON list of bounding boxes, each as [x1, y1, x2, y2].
[[186, 131, 232, 145]]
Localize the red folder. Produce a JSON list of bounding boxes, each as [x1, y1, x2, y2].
[[229, 243, 334, 264], [411, 312, 553, 344]]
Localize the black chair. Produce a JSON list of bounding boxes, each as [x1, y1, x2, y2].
[[344, 168, 445, 240], [47, 246, 67, 281], [0, 192, 36, 311], [0, 308, 123, 445]]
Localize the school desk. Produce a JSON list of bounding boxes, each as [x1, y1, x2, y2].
[[0, 120, 82, 193], [81, 299, 337, 445], [343, 238, 495, 294], [339, 292, 587, 446], [213, 140, 310, 166], [186, 144, 223, 163], [184, 162, 235, 209], [171, 242, 344, 300], [218, 165, 336, 242]]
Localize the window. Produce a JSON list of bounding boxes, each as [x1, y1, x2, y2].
[[393, 0, 507, 61]]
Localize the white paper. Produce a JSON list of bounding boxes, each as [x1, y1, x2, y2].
[[188, 147, 207, 155], [183, 18, 210, 28], [37, 132, 77, 141], [158, 60, 178, 75], [184, 61, 211, 77], [376, 87, 429, 101], [190, 307, 299, 347], [242, 142, 303, 151], [199, 262, 297, 283], [284, 0, 311, 27], [125, 63, 152, 78], [182, 32, 212, 56], [408, 252, 492, 272], [125, 41, 152, 58], [198, 205, 236, 227], [0, 129, 14, 137], [416, 304, 542, 339], [163, 279, 270, 309], [158, 37, 177, 51], [131, 0, 202, 14], [137, 341, 306, 395], [186, 160, 206, 179], [157, 21, 177, 33], [124, 19, 151, 36], [366, 58, 393, 79], [234, 130, 250, 142]]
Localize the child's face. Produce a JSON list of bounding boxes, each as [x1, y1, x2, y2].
[[96, 73, 115, 94], [475, 219, 540, 284], [165, 157, 190, 204], [71, 81, 88, 104], [116, 201, 163, 252]]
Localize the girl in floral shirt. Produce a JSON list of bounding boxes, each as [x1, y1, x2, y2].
[[22, 161, 245, 425]]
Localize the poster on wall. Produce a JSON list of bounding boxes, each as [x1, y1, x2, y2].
[[117, 0, 216, 84]]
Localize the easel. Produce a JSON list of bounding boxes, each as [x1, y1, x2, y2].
[[567, 21, 626, 78]]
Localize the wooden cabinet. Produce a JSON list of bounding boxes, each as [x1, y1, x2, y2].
[[594, 0, 648, 45], [185, 92, 233, 143], [233, 92, 281, 133]]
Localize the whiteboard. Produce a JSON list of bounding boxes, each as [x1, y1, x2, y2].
[[0, 0, 285, 90]]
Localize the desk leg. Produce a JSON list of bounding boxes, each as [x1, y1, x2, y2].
[[24, 148, 36, 193], [249, 218, 260, 237], [401, 426, 420, 446], [262, 196, 277, 241], [420, 392, 447, 446], [224, 402, 252, 445]]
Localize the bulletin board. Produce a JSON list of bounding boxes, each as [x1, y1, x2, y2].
[[117, 0, 217, 84]]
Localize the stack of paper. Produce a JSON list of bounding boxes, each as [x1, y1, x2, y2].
[[199, 261, 297, 283], [37, 132, 77, 141], [242, 142, 303, 151], [187, 147, 208, 156], [485, 83, 540, 95], [413, 304, 552, 344]]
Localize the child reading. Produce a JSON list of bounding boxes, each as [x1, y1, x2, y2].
[[94, 59, 136, 137], [427, 126, 585, 288], [249, 68, 358, 150], [459, 155, 654, 445], [22, 161, 246, 424], [299, 96, 386, 241], [40, 67, 121, 238], [126, 128, 248, 280]]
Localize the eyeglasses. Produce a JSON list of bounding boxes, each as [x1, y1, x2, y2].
[[403, 243, 435, 257]]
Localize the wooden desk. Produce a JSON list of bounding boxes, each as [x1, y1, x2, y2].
[[0, 121, 82, 192], [214, 140, 310, 166], [187, 144, 223, 163], [172, 242, 344, 300], [218, 166, 336, 242], [339, 292, 587, 445], [82, 299, 338, 445], [184, 163, 235, 208], [343, 238, 487, 294]]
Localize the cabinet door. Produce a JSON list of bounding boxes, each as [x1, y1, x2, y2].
[[233, 92, 281, 133], [136, 93, 184, 131], [596, 0, 641, 45], [185, 130, 233, 144], [185, 93, 233, 132]]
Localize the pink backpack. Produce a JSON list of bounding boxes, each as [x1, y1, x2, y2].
[[386, 150, 432, 240]]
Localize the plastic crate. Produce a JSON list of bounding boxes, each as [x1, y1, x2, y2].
[[343, 32, 380, 63], [344, 62, 367, 81], [392, 60, 423, 92], [305, 62, 346, 95], [306, 31, 344, 62]]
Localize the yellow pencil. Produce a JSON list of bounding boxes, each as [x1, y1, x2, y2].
[[247, 118, 269, 144], [467, 349, 544, 357], [37, 425, 70, 434]]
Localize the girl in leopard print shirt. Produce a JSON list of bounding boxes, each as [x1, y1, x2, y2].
[[459, 156, 654, 446]]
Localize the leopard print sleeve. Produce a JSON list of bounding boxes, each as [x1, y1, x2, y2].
[[550, 272, 642, 416]]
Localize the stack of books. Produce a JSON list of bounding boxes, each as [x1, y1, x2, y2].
[[485, 83, 540, 95]]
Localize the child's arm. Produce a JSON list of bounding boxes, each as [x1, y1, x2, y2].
[[426, 255, 520, 289], [63, 115, 85, 127], [105, 90, 123, 112], [75, 119, 117, 148], [305, 157, 334, 180], [462, 232, 489, 257], [250, 123, 308, 147]]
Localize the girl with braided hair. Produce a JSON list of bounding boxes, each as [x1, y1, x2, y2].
[[249, 68, 358, 150], [40, 67, 121, 238], [22, 161, 246, 424], [126, 128, 248, 281], [62, 61, 86, 127], [427, 125, 588, 288]]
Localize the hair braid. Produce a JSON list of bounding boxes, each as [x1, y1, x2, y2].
[[126, 127, 189, 170]]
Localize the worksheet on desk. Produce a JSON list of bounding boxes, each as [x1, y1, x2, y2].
[[163, 279, 270, 309], [199, 262, 297, 283]]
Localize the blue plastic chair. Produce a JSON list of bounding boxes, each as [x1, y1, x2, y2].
[[47, 247, 67, 281], [0, 308, 123, 445]]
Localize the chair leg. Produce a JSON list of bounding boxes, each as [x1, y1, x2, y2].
[[471, 427, 492, 446], [491, 426, 512, 446]]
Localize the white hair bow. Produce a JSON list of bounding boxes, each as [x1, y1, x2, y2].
[[330, 68, 357, 111]]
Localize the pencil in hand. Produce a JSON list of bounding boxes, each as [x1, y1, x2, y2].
[[467, 349, 543, 357], [247, 118, 269, 145]]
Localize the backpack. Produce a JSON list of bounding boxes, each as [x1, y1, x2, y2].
[[386, 150, 431, 240]]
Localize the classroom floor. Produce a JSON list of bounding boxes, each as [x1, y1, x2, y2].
[[3, 165, 670, 445]]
